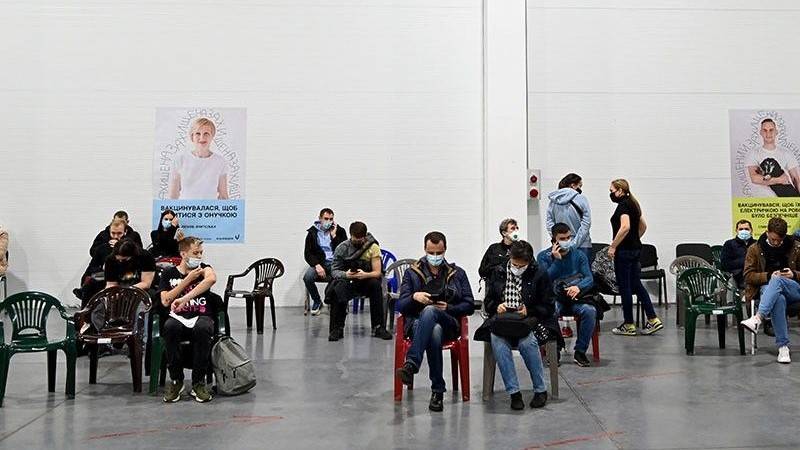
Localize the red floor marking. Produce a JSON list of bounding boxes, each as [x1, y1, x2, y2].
[[575, 370, 685, 387], [87, 415, 283, 441], [522, 431, 624, 449]]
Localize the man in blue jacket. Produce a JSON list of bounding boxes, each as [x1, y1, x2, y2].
[[395, 231, 475, 412], [546, 173, 592, 261], [537, 223, 597, 367]]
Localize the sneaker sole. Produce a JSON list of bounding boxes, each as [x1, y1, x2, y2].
[[573, 358, 591, 367], [640, 325, 663, 335], [163, 385, 185, 403], [190, 389, 213, 403], [612, 330, 637, 336]]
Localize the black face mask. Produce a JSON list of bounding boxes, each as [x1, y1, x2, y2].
[[610, 192, 622, 203]]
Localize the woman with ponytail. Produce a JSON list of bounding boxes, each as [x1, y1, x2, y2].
[[608, 179, 664, 336]]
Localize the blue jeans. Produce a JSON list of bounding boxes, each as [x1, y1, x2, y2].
[[614, 248, 656, 324], [303, 262, 331, 307], [555, 301, 597, 352], [758, 277, 800, 347], [405, 306, 459, 393], [490, 332, 547, 395]]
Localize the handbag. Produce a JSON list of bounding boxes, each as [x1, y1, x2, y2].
[[491, 312, 537, 339]]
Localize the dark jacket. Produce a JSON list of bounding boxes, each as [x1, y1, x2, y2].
[[397, 258, 475, 320], [721, 236, 755, 286], [743, 233, 800, 300], [304, 223, 348, 267], [84, 225, 143, 276], [150, 227, 180, 258], [474, 263, 558, 342], [478, 241, 512, 279]]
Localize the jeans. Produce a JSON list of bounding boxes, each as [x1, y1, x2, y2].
[[303, 262, 332, 308], [555, 301, 597, 352], [405, 306, 459, 393], [758, 277, 800, 347], [329, 278, 385, 333], [614, 248, 656, 324], [490, 332, 547, 394], [163, 316, 214, 384]]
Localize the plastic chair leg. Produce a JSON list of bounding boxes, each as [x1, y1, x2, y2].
[[269, 294, 277, 330], [0, 351, 9, 407], [254, 295, 265, 335], [459, 340, 470, 401], [245, 298, 254, 329], [591, 320, 600, 362], [685, 312, 697, 355], [545, 340, 559, 399], [130, 339, 143, 393], [47, 349, 57, 392], [89, 344, 98, 384], [482, 342, 496, 401], [65, 344, 76, 399], [393, 341, 407, 402], [717, 315, 727, 349], [450, 348, 459, 392], [737, 320, 746, 356], [149, 338, 163, 395]]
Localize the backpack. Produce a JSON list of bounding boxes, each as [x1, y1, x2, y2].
[[211, 336, 257, 396], [590, 246, 619, 295]]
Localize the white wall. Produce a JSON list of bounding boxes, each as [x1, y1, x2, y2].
[[527, 0, 800, 299], [0, 0, 486, 306]]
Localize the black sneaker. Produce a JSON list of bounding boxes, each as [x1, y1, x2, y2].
[[328, 328, 343, 342], [510, 392, 524, 410], [373, 326, 393, 340], [396, 362, 415, 386], [573, 350, 591, 367], [429, 392, 444, 412], [530, 391, 548, 408]]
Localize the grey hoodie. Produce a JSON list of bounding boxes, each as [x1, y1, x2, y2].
[[331, 232, 379, 279], [545, 188, 592, 249]]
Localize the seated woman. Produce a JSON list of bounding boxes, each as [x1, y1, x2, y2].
[[150, 209, 184, 259], [475, 240, 557, 410]]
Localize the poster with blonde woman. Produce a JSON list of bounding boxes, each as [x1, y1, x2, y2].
[[153, 107, 246, 243]]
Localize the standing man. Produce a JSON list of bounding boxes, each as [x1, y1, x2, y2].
[[479, 218, 520, 279], [546, 173, 592, 261], [303, 208, 348, 316]]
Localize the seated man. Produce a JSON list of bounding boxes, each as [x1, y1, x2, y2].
[[158, 237, 220, 403], [303, 208, 347, 316], [478, 218, 520, 279], [536, 223, 597, 367], [740, 217, 800, 363], [395, 231, 475, 412], [76, 217, 137, 304], [327, 221, 392, 341], [721, 219, 756, 288], [475, 240, 555, 410]]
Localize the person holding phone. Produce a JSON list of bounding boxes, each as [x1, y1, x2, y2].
[[151, 209, 184, 258], [741, 217, 800, 363], [474, 240, 556, 410], [395, 231, 475, 412], [303, 208, 348, 316]]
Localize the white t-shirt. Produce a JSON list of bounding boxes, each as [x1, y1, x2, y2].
[[171, 152, 228, 199], [746, 146, 799, 197]]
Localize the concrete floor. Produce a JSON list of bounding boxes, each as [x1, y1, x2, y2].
[[1, 304, 799, 450]]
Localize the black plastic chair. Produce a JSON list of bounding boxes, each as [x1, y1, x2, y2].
[[224, 258, 284, 334], [640, 244, 668, 308], [676, 243, 714, 264]]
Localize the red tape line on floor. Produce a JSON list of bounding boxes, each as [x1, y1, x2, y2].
[[523, 430, 624, 449], [87, 415, 283, 441]]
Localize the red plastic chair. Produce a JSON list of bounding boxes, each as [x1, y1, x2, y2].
[[559, 315, 600, 362], [393, 314, 470, 402]]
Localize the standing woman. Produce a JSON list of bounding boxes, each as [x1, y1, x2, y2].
[[608, 179, 664, 336], [150, 209, 184, 258]]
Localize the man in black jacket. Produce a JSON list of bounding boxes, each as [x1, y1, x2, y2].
[[478, 218, 519, 279], [721, 219, 756, 288], [303, 208, 347, 315]]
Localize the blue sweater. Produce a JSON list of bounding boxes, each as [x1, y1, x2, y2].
[[536, 248, 594, 295]]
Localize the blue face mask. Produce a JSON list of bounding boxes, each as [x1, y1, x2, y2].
[[737, 230, 752, 241], [186, 257, 202, 269], [558, 239, 574, 251], [426, 254, 444, 267], [321, 220, 333, 230], [162, 219, 172, 229]]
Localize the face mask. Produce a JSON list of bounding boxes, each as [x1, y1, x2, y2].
[[186, 257, 202, 269], [426, 254, 444, 267], [162, 219, 172, 229], [510, 265, 527, 277], [558, 239, 574, 251], [507, 231, 520, 242], [737, 230, 752, 241], [610, 192, 622, 203], [321, 220, 333, 230]]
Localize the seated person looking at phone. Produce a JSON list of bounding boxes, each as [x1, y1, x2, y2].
[[741, 217, 800, 364], [395, 231, 475, 412], [474, 240, 556, 410], [326, 221, 392, 341], [536, 223, 597, 367]]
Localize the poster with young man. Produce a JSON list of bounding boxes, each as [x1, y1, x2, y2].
[[730, 109, 800, 235], [153, 107, 246, 243]]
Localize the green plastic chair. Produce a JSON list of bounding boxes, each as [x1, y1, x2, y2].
[[148, 310, 227, 395], [0, 291, 77, 407], [677, 267, 745, 356], [710, 245, 724, 270]]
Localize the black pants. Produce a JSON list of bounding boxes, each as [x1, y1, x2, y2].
[[163, 316, 214, 384], [329, 278, 384, 333]]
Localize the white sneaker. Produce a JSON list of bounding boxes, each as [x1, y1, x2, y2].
[[740, 315, 762, 334], [311, 305, 322, 316], [778, 346, 791, 364]]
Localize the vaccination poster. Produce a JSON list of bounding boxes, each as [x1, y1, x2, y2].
[[153, 107, 246, 243]]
